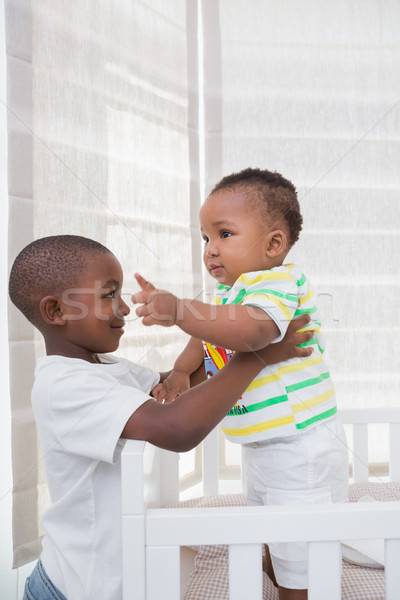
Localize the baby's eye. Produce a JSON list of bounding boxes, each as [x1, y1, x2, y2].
[[202, 235, 209, 243], [221, 231, 232, 239]]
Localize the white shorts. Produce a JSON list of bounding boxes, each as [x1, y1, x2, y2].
[[242, 417, 349, 590]]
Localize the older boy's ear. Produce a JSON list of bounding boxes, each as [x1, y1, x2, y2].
[[266, 229, 288, 257], [39, 296, 66, 326]]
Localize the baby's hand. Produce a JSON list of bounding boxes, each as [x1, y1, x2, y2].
[[132, 273, 178, 327], [153, 370, 191, 403], [151, 383, 169, 403]]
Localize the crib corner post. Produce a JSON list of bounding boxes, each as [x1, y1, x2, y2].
[[121, 440, 147, 600], [202, 426, 220, 495], [146, 546, 180, 600], [160, 449, 180, 506], [122, 516, 145, 600]]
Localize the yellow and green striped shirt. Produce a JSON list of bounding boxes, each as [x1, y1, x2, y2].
[[205, 264, 337, 444]]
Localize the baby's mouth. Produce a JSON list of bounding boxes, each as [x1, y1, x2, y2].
[[209, 264, 223, 275]]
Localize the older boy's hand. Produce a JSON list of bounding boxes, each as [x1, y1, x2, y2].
[[254, 314, 314, 367], [132, 273, 179, 327]]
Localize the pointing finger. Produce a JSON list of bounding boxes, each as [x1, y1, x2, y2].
[[131, 290, 150, 304], [134, 273, 156, 292]]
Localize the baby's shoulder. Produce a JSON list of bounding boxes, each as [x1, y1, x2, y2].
[[234, 264, 301, 287]]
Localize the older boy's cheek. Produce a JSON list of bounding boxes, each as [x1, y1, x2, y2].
[[94, 303, 112, 320], [61, 293, 89, 321]]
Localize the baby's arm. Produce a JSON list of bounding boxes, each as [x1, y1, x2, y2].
[[152, 313, 313, 403], [132, 274, 279, 352], [152, 336, 203, 403]]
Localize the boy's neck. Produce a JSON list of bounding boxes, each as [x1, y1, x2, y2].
[[44, 338, 100, 364]]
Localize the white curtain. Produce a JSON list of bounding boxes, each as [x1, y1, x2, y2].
[[7, 0, 202, 567], [7, 0, 400, 568], [200, 0, 400, 478]]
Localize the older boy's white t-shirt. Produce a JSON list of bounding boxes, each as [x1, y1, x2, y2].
[[31, 354, 159, 600]]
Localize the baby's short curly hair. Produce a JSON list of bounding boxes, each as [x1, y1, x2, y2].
[[9, 235, 112, 324], [210, 167, 303, 247]]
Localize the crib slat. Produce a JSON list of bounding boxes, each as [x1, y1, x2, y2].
[[385, 539, 400, 599], [229, 544, 263, 600], [389, 423, 400, 482], [308, 541, 342, 600], [352, 423, 369, 482], [146, 546, 180, 600]]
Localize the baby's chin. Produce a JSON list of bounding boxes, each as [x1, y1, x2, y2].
[[214, 274, 236, 287]]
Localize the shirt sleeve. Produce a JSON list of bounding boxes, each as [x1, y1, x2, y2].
[[238, 269, 299, 342], [47, 364, 157, 464]]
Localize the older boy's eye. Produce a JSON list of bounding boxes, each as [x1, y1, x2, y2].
[[105, 290, 116, 299]]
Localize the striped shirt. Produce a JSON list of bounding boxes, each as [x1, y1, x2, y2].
[[203, 264, 337, 444]]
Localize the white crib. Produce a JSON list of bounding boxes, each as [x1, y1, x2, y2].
[[121, 408, 400, 600]]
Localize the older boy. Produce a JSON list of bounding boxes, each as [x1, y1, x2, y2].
[[9, 234, 312, 600]]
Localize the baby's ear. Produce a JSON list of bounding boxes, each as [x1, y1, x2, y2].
[[39, 296, 66, 326], [266, 229, 288, 257]]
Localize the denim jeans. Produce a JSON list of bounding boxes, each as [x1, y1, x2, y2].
[[23, 560, 67, 600]]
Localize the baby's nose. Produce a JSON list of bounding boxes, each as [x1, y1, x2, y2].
[[206, 242, 219, 256]]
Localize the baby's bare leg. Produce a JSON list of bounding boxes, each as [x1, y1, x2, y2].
[[263, 545, 307, 599], [262, 544, 277, 587], [278, 587, 307, 600]]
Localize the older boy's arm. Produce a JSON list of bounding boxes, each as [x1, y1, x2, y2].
[[122, 346, 269, 452], [121, 315, 314, 452], [132, 274, 278, 352], [153, 312, 312, 402]]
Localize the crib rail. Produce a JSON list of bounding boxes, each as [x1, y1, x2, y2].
[[121, 408, 400, 600], [144, 502, 400, 600], [341, 408, 400, 482]]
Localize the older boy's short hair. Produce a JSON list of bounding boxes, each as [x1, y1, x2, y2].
[[210, 167, 303, 247], [9, 235, 111, 324]]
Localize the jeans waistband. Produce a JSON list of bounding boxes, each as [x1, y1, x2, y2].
[[24, 560, 67, 600]]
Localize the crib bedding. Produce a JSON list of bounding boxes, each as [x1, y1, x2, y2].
[[184, 545, 385, 600], [173, 482, 400, 600], [184, 543, 278, 600]]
